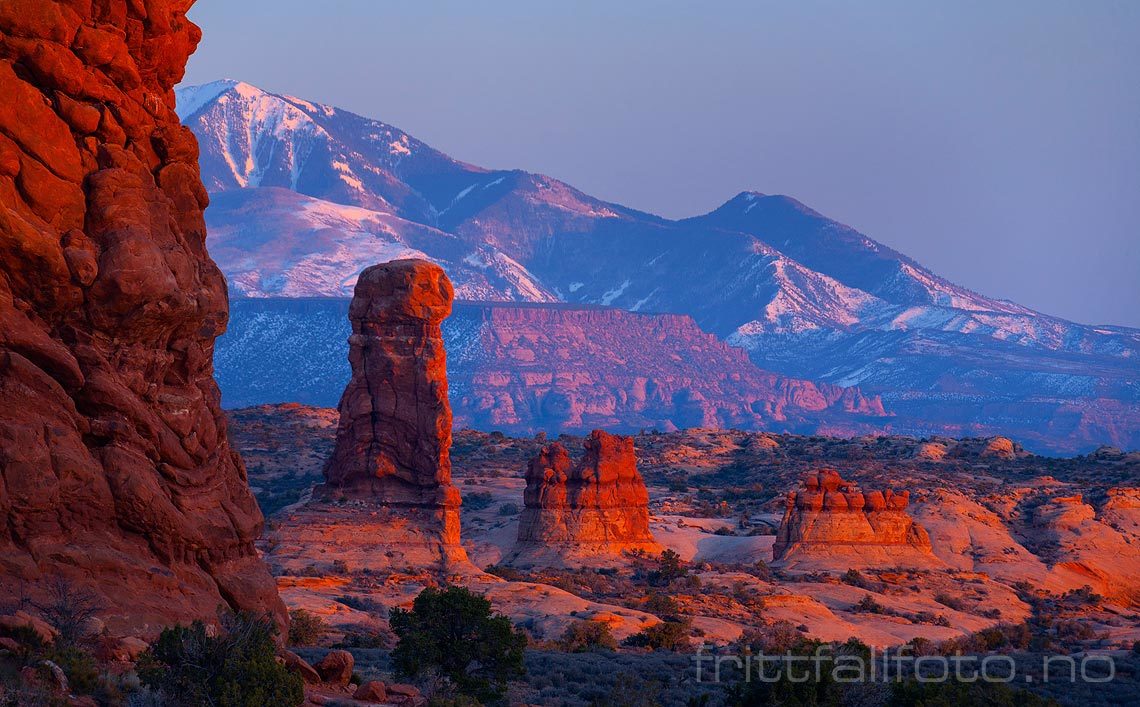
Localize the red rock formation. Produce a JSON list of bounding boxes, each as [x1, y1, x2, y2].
[[269, 260, 471, 574], [773, 470, 939, 570], [0, 0, 283, 635], [321, 260, 459, 508], [509, 430, 662, 567]]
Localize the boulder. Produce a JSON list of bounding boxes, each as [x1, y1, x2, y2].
[[386, 683, 426, 707], [115, 637, 149, 662], [314, 648, 354, 685], [0, 613, 57, 644], [281, 649, 321, 684], [353, 680, 388, 702]]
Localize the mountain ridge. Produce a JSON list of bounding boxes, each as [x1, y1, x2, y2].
[[179, 80, 1140, 453]]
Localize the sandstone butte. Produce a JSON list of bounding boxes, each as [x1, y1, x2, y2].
[[267, 260, 474, 576], [508, 430, 664, 567], [0, 0, 284, 635], [773, 469, 941, 570]]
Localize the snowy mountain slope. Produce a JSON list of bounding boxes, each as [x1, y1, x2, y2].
[[688, 192, 1027, 314], [204, 187, 556, 300], [179, 80, 1140, 453]]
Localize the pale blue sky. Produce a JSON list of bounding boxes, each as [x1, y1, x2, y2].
[[183, 1, 1140, 327]]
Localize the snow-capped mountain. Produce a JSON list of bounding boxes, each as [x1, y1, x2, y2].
[[179, 80, 1140, 453], [204, 187, 556, 301]]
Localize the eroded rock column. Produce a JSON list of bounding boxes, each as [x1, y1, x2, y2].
[[268, 260, 470, 575], [773, 469, 939, 569]]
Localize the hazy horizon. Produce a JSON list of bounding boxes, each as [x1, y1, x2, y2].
[[182, 1, 1140, 328]]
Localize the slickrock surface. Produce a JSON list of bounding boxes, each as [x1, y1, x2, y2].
[[268, 260, 471, 575], [0, 0, 283, 635], [773, 469, 940, 569], [508, 430, 663, 567]]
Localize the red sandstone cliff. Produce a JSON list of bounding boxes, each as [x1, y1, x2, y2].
[[508, 430, 662, 567], [0, 0, 283, 634]]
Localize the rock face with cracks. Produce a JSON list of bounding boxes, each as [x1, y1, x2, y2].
[[0, 0, 284, 636], [773, 469, 940, 570], [509, 430, 662, 567]]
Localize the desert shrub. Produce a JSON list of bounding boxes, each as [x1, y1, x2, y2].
[[483, 565, 526, 582], [727, 638, 872, 706], [933, 591, 966, 611], [336, 594, 386, 613], [390, 586, 526, 701], [713, 526, 735, 536], [644, 593, 682, 618], [887, 677, 1060, 706], [737, 620, 804, 654], [842, 568, 867, 588], [137, 612, 303, 707], [623, 619, 690, 651], [647, 550, 688, 586], [559, 620, 618, 653], [497, 502, 520, 516], [747, 561, 772, 582], [45, 644, 100, 695], [464, 492, 495, 512], [32, 578, 102, 649], [596, 672, 664, 706], [287, 609, 326, 646], [853, 595, 885, 614], [336, 628, 395, 649], [667, 475, 689, 493]]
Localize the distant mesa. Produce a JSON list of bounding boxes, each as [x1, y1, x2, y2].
[[507, 430, 663, 567], [773, 469, 940, 570], [268, 260, 473, 575]]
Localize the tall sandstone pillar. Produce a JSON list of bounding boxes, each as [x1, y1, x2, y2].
[[267, 260, 470, 575], [321, 259, 462, 532], [0, 0, 283, 635]]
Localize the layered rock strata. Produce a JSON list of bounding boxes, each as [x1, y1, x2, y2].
[[0, 0, 283, 635], [508, 430, 662, 567], [773, 469, 939, 570]]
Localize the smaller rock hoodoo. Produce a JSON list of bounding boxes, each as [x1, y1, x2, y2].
[[509, 430, 663, 567], [773, 469, 939, 570]]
